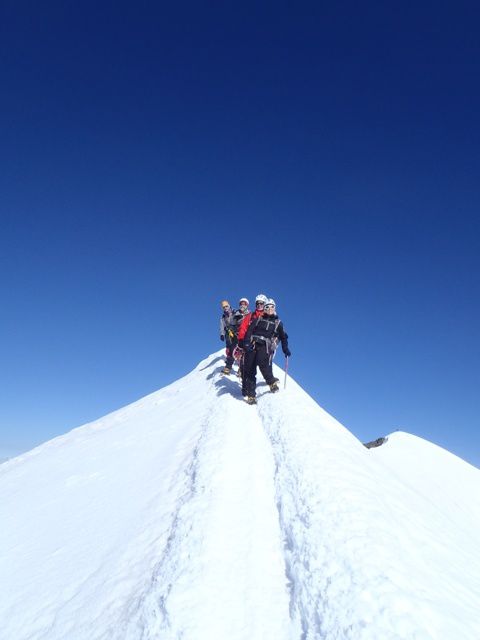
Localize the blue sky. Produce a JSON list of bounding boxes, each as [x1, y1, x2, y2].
[[1, 2, 479, 466]]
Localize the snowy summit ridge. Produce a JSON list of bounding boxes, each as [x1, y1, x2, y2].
[[1, 351, 480, 640]]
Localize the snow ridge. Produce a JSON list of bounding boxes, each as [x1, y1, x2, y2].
[[1, 351, 480, 640]]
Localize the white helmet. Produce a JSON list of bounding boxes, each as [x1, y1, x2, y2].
[[255, 293, 268, 304], [266, 298, 276, 307], [239, 297, 249, 306]]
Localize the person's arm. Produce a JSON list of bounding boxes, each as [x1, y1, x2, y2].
[[237, 312, 252, 343], [278, 322, 291, 356]]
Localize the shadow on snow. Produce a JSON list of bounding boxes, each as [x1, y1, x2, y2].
[[200, 355, 224, 372]]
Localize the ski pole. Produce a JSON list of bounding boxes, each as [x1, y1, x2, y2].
[[284, 356, 289, 389]]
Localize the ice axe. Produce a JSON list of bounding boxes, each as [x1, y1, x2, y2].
[[284, 356, 289, 389]]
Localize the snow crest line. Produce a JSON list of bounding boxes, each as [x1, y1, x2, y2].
[[257, 395, 326, 639], [125, 363, 292, 640], [256, 387, 435, 640], [124, 395, 222, 638]]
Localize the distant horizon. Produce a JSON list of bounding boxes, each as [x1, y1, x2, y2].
[[2, 348, 479, 470]]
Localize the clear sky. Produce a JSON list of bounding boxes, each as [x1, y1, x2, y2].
[[1, 1, 479, 466]]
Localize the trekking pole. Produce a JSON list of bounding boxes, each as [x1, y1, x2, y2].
[[284, 356, 289, 389]]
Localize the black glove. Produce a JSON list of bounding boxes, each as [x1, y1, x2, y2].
[[220, 335, 225, 342], [283, 348, 291, 357], [238, 339, 244, 348]]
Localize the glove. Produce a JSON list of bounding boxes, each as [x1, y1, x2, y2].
[[220, 335, 225, 342], [238, 339, 244, 349], [283, 348, 291, 357]]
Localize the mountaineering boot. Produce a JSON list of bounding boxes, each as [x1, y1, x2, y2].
[[245, 396, 257, 405], [269, 382, 279, 393], [222, 366, 231, 375]]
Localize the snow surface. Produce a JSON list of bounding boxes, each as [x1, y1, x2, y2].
[[1, 351, 480, 640]]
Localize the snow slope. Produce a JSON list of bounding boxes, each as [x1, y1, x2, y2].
[[1, 351, 479, 640]]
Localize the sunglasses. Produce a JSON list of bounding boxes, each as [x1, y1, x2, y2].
[[256, 301, 265, 306], [265, 304, 275, 309], [222, 305, 230, 309]]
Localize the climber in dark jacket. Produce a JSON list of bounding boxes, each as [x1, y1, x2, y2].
[[219, 300, 236, 373], [239, 297, 290, 403]]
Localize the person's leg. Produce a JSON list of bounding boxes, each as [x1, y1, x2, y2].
[[257, 344, 277, 384], [243, 349, 257, 397], [225, 342, 234, 368]]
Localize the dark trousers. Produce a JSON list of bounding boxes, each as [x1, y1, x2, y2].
[[243, 342, 276, 397], [225, 337, 237, 368]]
